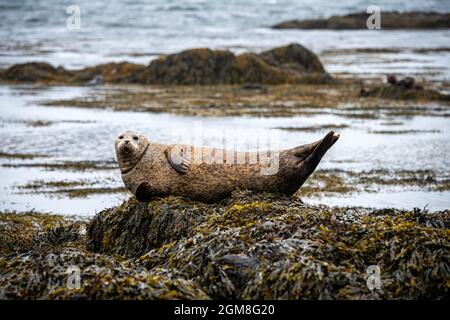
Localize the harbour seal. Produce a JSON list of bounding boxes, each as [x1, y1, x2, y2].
[[115, 130, 339, 203]]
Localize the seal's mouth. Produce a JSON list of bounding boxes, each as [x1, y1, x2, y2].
[[122, 145, 131, 153], [119, 142, 136, 156]]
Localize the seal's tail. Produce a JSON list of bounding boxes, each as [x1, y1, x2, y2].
[[292, 131, 339, 177]]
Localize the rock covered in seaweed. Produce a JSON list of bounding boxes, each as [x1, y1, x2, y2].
[[360, 75, 450, 101], [142, 44, 332, 85], [0, 248, 208, 299], [0, 62, 145, 84], [2, 195, 449, 300], [0, 44, 333, 85], [0, 211, 84, 257], [0, 62, 71, 83], [0, 211, 208, 299], [272, 11, 450, 30], [86, 197, 208, 258], [87, 191, 450, 300]]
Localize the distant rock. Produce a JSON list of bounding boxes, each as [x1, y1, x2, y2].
[[0, 44, 333, 85], [0, 62, 70, 82], [0, 61, 145, 84], [273, 11, 450, 29], [73, 62, 146, 84], [361, 75, 450, 101], [140, 44, 333, 85]]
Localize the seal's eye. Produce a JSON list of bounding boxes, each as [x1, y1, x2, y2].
[[119, 136, 124, 139], [133, 136, 138, 141]]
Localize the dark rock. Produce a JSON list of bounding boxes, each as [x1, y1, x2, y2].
[[361, 85, 450, 100], [360, 87, 369, 97], [273, 11, 450, 30], [397, 76, 415, 89], [387, 74, 397, 85]]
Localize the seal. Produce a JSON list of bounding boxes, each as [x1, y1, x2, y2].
[[115, 129, 339, 203]]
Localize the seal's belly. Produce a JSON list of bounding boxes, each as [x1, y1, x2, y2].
[[163, 163, 289, 202]]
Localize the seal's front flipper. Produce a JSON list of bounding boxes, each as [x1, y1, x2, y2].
[[135, 182, 155, 202], [165, 145, 191, 174], [302, 131, 339, 176]]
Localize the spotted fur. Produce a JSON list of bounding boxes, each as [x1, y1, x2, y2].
[[115, 130, 339, 203]]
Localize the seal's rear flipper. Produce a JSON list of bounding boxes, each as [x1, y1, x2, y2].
[[302, 131, 339, 177]]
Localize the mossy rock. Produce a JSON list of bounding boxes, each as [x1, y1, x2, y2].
[[72, 62, 146, 83], [0, 248, 208, 299], [361, 85, 450, 101], [0, 211, 208, 299], [141, 48, 236, 85], [87, 191, 450, 299], [86, 197, 209, 258], [1, 62, 70, 82], [142, 44, 333, 85], [0, 211, 84, 257], [0, 44, 332, 85]]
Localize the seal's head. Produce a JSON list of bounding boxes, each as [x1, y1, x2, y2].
[[115, 130, 149, 174]]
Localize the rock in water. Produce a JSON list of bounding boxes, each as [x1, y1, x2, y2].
[[272, 12, 450, 29], [0, 44, 333, 85], [142, 44, 332, 85]]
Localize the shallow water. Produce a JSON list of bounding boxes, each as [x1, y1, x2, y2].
[[0, 85, 449, 215], [1, 1, 450, 214], [1, 0, 450, 80]]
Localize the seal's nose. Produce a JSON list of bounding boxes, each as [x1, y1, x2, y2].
[[124, 140, 130, 145]]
